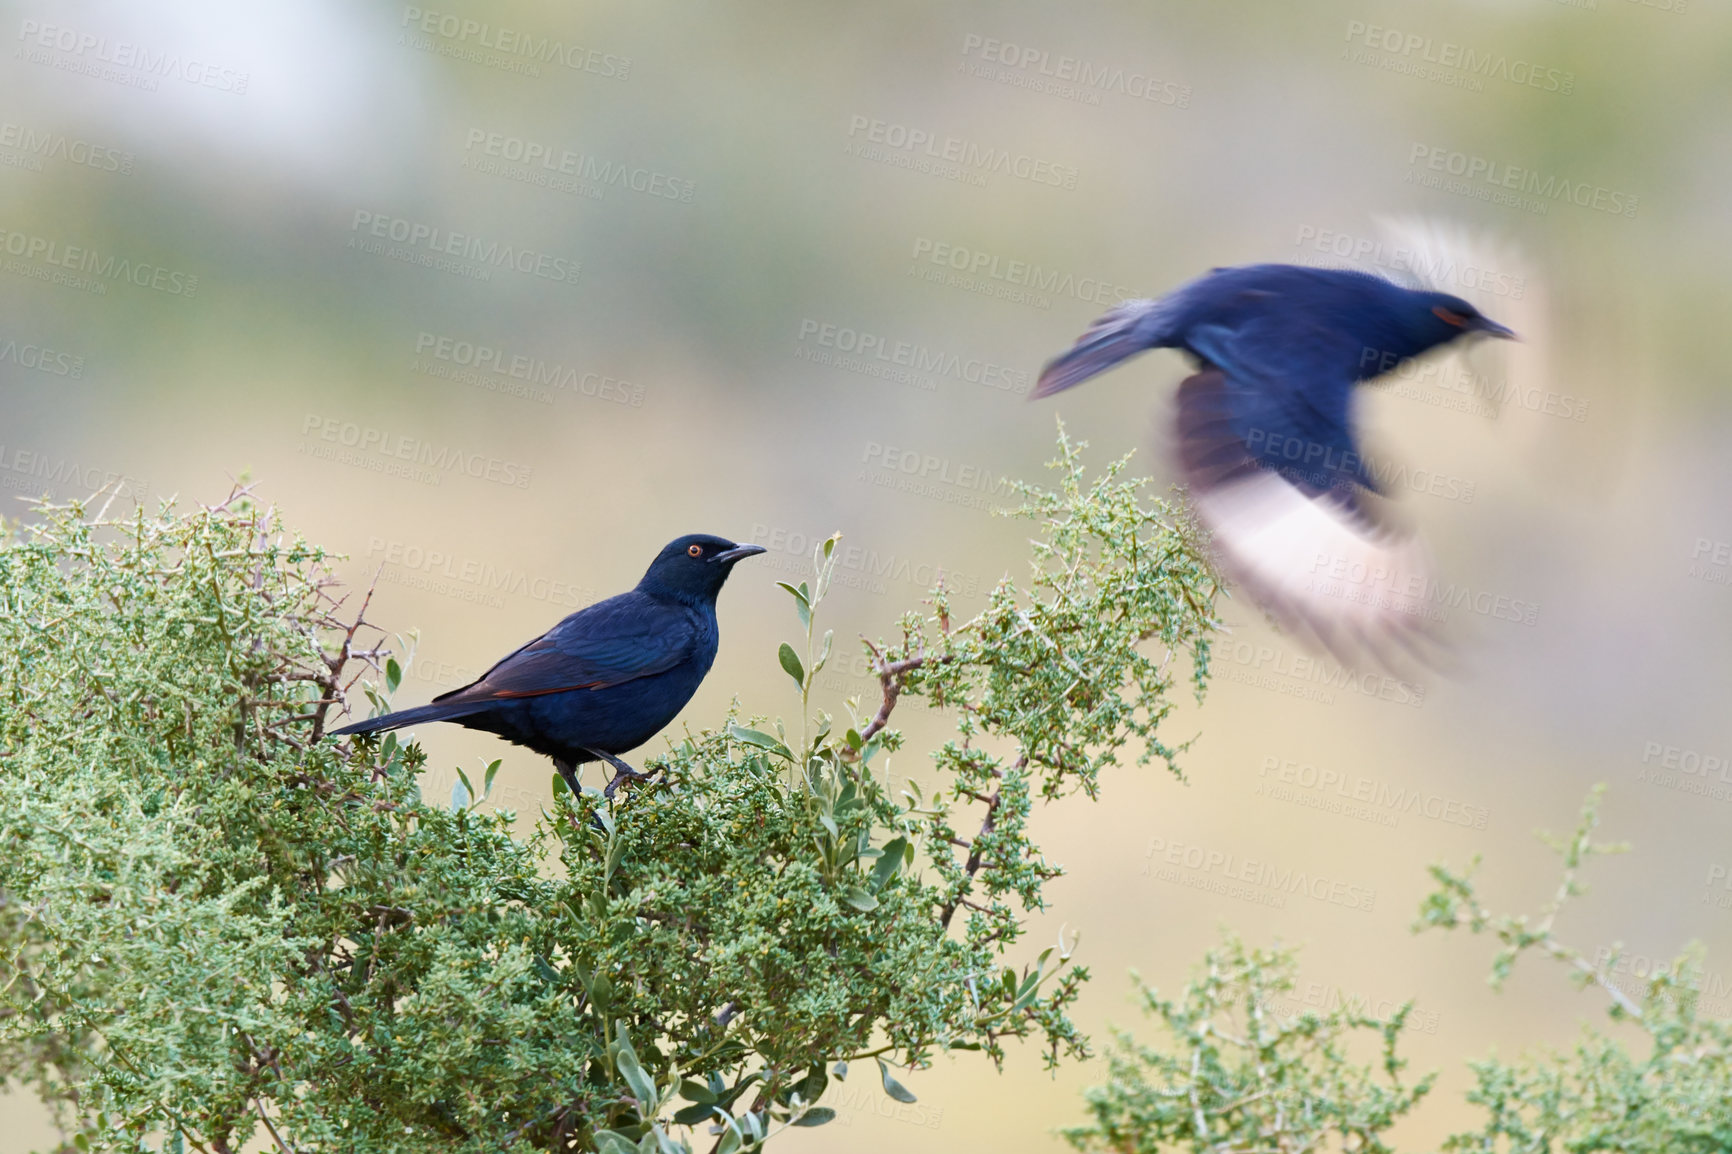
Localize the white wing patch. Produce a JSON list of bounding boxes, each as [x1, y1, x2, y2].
[[1188, 470, 1444, 667]]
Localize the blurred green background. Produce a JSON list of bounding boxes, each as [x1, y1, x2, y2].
[[3, 0, 1729, 1148]]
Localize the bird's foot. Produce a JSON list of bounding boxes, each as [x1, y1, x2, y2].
[[586, 748, 657, 799]]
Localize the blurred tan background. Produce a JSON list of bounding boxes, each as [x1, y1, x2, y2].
[[2, 0, 1729, 1148]]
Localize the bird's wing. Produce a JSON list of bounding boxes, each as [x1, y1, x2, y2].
[[1184, 319, 1374, 498], [1174, 369, 1441, 665], [432, 592, 696, 703]]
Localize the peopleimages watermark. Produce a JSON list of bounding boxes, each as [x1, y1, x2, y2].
[[1259, 974, 1441, 1034], [1406, 144, 1639, 219], [1593, 946, 1732, 1016], [1636, 738, 1732, 803], [299, 414, 534, 489], [0, 445, 148, 503], [1244, 426, 1478, 505], [1214, 636, 1426, 708], [16, 19, 249, 93], [0, 227, 198, 298], [748, 523, 987, 600], [844, 115, 1079, 190], [346, 211, 580, 286], [1141, 835, 1378, 914], [0, 120, 133, 176], [461, 128, 693, 204], [1703, 863, 1732, 912], [1342, 20, 1575, 95], [1257, 755, 1490, 831], [858, 441, 1014, 515], [0, 332, 85, 379], [958, 34, 1190, 109], [397, 7, 630, 80], [399, 649, 484, 693], [819, 1080, 943, 1131], [793, 318, 1029, 395], [411, 331, 646, 408], [1364, 351, 1589, 425], [1305, 550, 1539, 628], [906, 237, 1139, 310], [1686, 537, 1732, 588], [366, 535, 595, 611], [1291, 225, 1527, 300]]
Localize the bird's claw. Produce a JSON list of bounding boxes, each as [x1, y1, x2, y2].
[[585, 748, 656, 799]]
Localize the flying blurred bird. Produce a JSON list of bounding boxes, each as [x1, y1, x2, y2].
[[330, 534, 764, 796], [1033, 262, 1516, 662]]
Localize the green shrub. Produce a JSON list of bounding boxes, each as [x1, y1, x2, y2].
[[1065, 787, 1732, 1154], [0, 430, 1219, 1154]]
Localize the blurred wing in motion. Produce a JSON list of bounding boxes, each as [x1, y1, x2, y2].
[[1374, 215, 1551, 423], [1174, 370, 1442, 666]]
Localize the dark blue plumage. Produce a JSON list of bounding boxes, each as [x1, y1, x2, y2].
[[1034, 263, 1514, 659], [330, 534, 764, 794], [1035, 264, 1513, 498]]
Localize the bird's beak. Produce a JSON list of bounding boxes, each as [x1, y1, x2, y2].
[[1473, 316, 1518, 340], [712, 544, 766, 564]]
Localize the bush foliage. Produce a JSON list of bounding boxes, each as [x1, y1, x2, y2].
[[0, 431, 1220, 1153], [1064, 786, 1732, 1154]]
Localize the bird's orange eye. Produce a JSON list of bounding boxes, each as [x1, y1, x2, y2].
[[1433, 306, 1468, 328], [688, 544, 703, 557]]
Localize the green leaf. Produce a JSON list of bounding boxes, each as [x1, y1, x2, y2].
[[671, 1102, 719, 1127], [870, 836, 908, 892], [778, 642, 805, 689], [877, 1057, 917, 1103], [795, 1063, 828, 1104], [385, 656, 402, 694], [678, 1079, 718, 1105], [792, 1107, 836, 1127], [615, 1024, 659, 1109], [728, 723, 793, 761], [775, 580, 811, 629], [715, 1125, 742, 1154], [840, 885, 879, 912], [713, 1071, 761, 1111], [811, 629, 833, 678], [482, 758, 501, 798], [594, 1131, 640, 1154], [450, 779, 469, 812]]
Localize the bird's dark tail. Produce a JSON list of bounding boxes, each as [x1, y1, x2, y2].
[[327, 698, 492, 738], [1032, 298, 1169, 399]]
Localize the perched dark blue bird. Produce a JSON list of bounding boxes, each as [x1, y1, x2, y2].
[[331, 534, 764, 796], [1034, 263, 1515, 657]]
